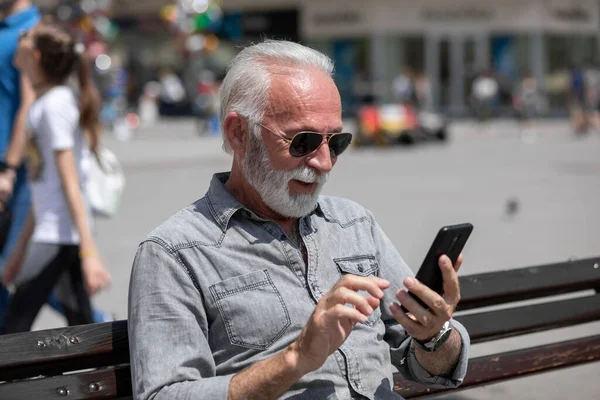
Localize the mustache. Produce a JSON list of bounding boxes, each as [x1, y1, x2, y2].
[[288, 165, 328, 184]]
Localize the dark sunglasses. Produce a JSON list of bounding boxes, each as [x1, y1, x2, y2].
[[258, 123, 353, 158]]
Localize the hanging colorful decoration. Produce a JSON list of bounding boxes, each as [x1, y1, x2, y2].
[[54, 0, 119, 46], [159, 0, 224, 56]]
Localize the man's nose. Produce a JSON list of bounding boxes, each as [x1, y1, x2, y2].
[[305, 140, 334, 173]]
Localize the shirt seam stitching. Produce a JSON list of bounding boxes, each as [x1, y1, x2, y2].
[[144, 237, 202, 293]]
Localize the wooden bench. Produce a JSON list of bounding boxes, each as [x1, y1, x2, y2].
[[1, 256, 599, 399]]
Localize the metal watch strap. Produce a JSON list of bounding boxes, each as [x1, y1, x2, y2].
[[413, 321, 453, 352]]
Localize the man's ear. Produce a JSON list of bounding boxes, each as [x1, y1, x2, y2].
[[223, 112, 248, 155]]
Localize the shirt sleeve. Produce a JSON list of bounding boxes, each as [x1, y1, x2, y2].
[[128, 239, 233, 400], [367, 210, 470, 388], [39, 92, 79, 150]]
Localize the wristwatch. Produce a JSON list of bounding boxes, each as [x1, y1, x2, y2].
[[412, 321, 453, 352]]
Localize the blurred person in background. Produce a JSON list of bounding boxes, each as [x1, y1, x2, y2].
[[158, 67, 188, 117], [193, 69, 221, 136], [568, 64, 588, 135], [0, 0, 39, 331], [470, 69, 499, 122], [584, 62, 600, 134], [513, 71, 542, 144], [392, 68, 414, 105], [413, 70, 433, 111], [1, 19, 111, 333]]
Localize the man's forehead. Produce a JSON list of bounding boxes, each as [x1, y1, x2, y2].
[[265, 70, 341, 122]]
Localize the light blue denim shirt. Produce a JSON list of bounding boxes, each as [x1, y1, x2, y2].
[[128, 172, 470, 400]]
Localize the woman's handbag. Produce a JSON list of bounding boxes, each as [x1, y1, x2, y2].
[[85, 148, 125, 218]]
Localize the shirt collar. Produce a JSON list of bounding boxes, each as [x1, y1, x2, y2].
[[206, 172, 324, 231], [1, 6, 39, 27]]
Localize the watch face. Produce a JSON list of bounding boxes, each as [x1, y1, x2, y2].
[[433, 327, 453, 352]]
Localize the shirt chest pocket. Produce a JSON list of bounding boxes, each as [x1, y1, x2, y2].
[[334, 255, 382, 327], [209, 269, 291, 350]]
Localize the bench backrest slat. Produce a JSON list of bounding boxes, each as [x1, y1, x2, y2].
[[456, 293, 600, 343], [458, 257, 600, 310]]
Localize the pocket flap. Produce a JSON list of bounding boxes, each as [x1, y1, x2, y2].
[[210, 269, 271, 300], [334, 255, 379, 277]]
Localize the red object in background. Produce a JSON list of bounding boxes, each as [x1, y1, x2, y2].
[[358, 106, 380, 138], [403, 105, 418, 129], [196, 81, 214, 94]]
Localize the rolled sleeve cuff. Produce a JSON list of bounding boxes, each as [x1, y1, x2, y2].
[[197, 375, 234, 400], [391, 319, 470, 389], [143, 375, 234, 400]]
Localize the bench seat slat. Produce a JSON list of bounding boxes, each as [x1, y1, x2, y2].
[[456, 293, 600, 343], [458, 257, 600, 310], [394, 334, 600, 398], [2, 334, 599, 399], [0, 321, 129, 382], [0, 365, 132, 400]]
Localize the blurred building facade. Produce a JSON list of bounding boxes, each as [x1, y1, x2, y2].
[[294, 0, 600, 115], [34, 0, 600, 116]]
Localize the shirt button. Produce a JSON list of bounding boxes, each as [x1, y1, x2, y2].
[[357, 265, 364, 272]]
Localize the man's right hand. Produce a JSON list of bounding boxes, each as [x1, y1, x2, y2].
[[291, 275, 390, 373]]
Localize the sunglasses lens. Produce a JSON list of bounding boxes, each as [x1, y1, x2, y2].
[[329, 133, 353, 156], [289, 132, 323, 157]]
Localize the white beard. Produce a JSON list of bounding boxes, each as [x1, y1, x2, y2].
[[242, 129, 329, 218]]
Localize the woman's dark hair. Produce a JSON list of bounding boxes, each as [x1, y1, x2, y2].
[[32, 19, 101, 153]]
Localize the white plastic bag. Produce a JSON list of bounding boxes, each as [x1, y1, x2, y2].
[[86, 147, 125, 218]]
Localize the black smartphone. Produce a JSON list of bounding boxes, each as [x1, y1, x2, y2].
[[401, 223, 473, 313]]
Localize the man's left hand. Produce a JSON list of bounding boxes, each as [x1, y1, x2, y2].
[[389, 254, 463, 341]]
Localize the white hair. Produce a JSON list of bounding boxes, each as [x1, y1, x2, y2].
[[219, 39, 334, 154]]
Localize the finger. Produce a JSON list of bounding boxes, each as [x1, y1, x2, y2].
[[396, 290, 436, 329], [337, 274, 390, 299], [404, 276, 451, 317], [389, 302, 426, 337], [328, 287, 375, 316], [454, 254, 464, 272], [331, 303, 368, 324], [365, 295, 380, 311], [439, 256, 460, 307]]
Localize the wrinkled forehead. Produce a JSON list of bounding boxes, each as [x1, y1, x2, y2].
[[264, 66, 342, 124]]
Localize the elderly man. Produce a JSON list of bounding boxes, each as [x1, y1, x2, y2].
[[128, 40, 470, 400]]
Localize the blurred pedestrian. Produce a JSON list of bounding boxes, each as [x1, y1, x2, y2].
[[0, 0, 39, 331], [470, 69, 499, 122], [414, 70, 433, 111], [513, 71, 542, 143], [1, 19, 111, 333], [158, 67, 187, 116], [568, 65, 588, 135], [392, 68, 414, 105], [585, 63, 600, 134]]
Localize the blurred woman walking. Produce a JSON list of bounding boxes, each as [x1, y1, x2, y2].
[[1, 19, 111, 333]]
